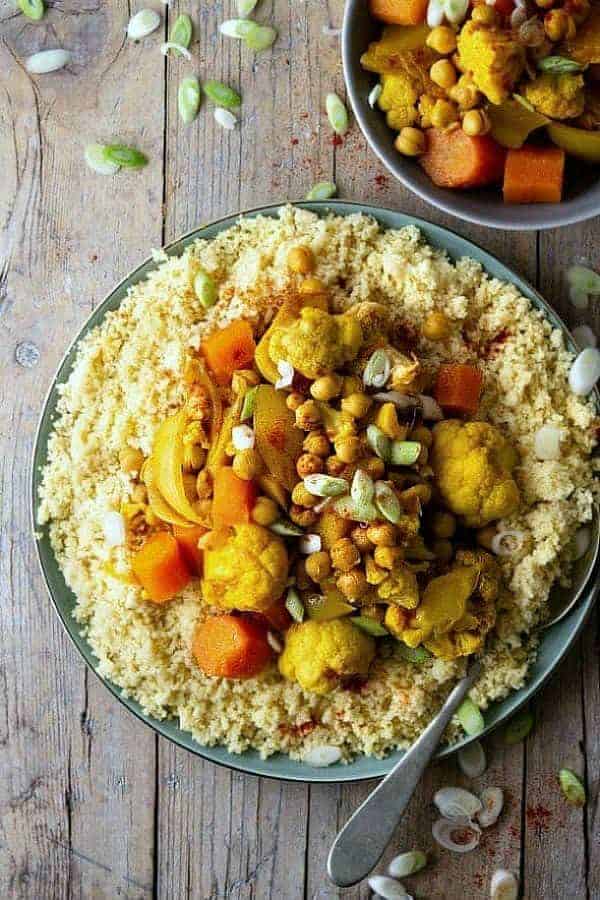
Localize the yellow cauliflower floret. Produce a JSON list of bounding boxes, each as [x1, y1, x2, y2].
[[377, 565, 420, 609], [278, 618, 375, 695], [202, 524, 288, 612], [379, 67, 444, 130], [523, 73, 585, 120], [431, 420, 520, 528], [268, 306, 362, 379], [457, 22, 525, 104]]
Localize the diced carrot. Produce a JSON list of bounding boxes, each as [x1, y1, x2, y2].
[[503, 145, 565, 204], [434, 364, 483, 417], [192, 614, 274, 678], [369, 0, 428, 25], [172, 524, 208, 575], [212, 467, 257, 529], [201, 320, 256, 386], [131, 532, 191, 603], [419, 128, 506, 190]]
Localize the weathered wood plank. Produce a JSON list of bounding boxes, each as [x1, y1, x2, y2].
[[0, 3, 162, 897]]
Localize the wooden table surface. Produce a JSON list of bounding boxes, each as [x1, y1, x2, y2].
[[1, 2, 599, 898]]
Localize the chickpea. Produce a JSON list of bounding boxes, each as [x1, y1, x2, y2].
[[418, 94, 437, 128], [422, 310, 452, 342], [395, 126, 426, 157], [431, 510, 457, 539], [295, 558, 312, 591], [303, 431, 330, 457], [462, 109, 490, 137], [341, 392, 372, 418], [410, 425, 433, 448], [296, 452, 324, 478], [342, 375, 362, 397], [287, 245, 315, 274], [286, 391, 305, 412], [477, 525, 497, 551], [289, 504, 318, 528], [131, 483, 148, 504], [430, 99, 459, 128], [291, 482, 319, 508], [426, 25, 457, 54], [430, 59, 457, 90], [299, 276, 326, 295], [471, 4, 497, 24], [334, 434, 363, 464], [305, 550, 332, 583], [361, 456, 386, 480], [196, 469, 213, 500], [449, 74, 481, 110], [326, 455, 346, 476], [544, 8, 574, 40], [351, 525, 374, 553], [433, 539, 454, 563], [330, 537, 361, 572], [337, 568, 369, 601], [365, 554, 388, 585], [295, 399, 322, 431], [373, 545, 404, 570], [233, 448, 264, 480], [310, 374, 343, 402], [366, 523, 398, 547], [401, 483, 433, 507], [251, 496, 279, 526], [119, 447, 145, 474]]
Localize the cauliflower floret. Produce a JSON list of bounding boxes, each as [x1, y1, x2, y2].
[[278, 618, 375, 695], [457, 22, 525, 104], [378, 64, 444, 130], [268, 306, 362, 379], [377, 564, 420, 608], [201, 524, 288, 612], [431, 420, 521, 528], [523, 72, 585, 120]]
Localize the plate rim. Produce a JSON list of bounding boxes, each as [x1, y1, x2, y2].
[[30, 199, 600, 783]]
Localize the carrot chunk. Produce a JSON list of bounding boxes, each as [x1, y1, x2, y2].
[[434, 364, 483, 417], [192, 614, 274, 678], [420, 128, 506, 189], [131, 532, 191, 603], [212, 467, 257, 529], [369, 0, 428, 25], [201, 320, 256, 386], [172, 524, 208, 575], [503, 145, 565, 204]]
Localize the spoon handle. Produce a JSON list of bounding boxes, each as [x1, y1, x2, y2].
[[327, 661, 482, 888]]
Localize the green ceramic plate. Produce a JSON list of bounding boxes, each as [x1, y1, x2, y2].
[[31, 201, 599, 783]]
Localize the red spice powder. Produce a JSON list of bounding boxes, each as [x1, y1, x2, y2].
[[291, 137, 299, 146], [526, 803, 553, 836], [331, 134, 344, 147], [374, 174, 388, 190]]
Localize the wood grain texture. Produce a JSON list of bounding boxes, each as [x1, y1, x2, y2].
[[1, 0, 599, 897]]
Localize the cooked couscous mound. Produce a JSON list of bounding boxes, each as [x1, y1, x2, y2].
[[37, 206, 597, 760]]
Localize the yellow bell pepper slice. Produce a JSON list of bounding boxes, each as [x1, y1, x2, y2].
[[152, 410, 205, 524], [547, 121, 600, 163]]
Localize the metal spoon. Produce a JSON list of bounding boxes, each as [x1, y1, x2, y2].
[[328, 508, 599, 888]]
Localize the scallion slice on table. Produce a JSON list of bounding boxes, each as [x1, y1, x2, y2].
[[161, 41, 192, 60], [178, 76, 201, 124], [25, 49, 71, 74], [194, 269, 217, 307], [169, 13, 193, 51], [127, 9, 161, 40], [456, 697, 484, 736], [84, 143, 120, 175], [503, 708, 534, 744], [558, 768, 586, 807], [220, 18, 256, 39], [326, 92, 349, 135], [102, 145, 148, 168], [237, 0, 259, 16], [245, 24, 277, 51], [305, 181, 337, 201], [203, 80, 241, 110], [18, 0, 45, 21], [214, 108, 238, 130]]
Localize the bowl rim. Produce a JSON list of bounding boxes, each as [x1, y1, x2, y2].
[[30, 199, 600, 783], [341, 0, 600, 231]]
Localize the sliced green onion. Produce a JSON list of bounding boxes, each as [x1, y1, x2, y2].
[[214, 108, 237, 130], [127, 9, 161, 40], [368, 84, 382, 108], [220, 18, 256, 38], [194, 270, 217, 308], [396, 644, 432, 663], [558, 768, 586, 807], [351, 616, 388, 637], [170, 14, 193, 51], [456, 698, 485, 736], [504, 708, 534, 744], [237, 0, 259, 16], [303, 474, 348, 497], [305, 181, 337, 201], [366, 425, 391, 462], [363, 348, 391, 388], [25, 49, 71, 73], [18, 0, 44, 20], [102, 145, 148, 168], [161, 41, 192, 60], [538, 55, 584, 74], [270, 519, 304, 537], [332, 495, 378, 522], [240, 386, 258, 421], [84, 143, 120, 176], [285, 587, 305, 623], [351, 469, 375, 508], [326, 92, 349, 136], [203, 80, 241, 109], [245, 23, 277, 51], [374, 481, 402, 524], [390, 440, 421, 466], [388, 850, 427, 879], [567, 263, 600, 295], [178, 76, 201, 125]]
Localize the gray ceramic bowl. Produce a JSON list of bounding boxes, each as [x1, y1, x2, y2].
[[32, 201, 599, 782], [342, 0, 600, 230]]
